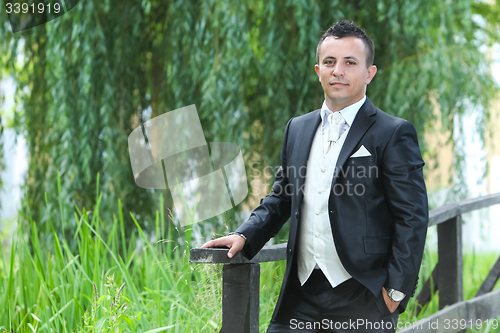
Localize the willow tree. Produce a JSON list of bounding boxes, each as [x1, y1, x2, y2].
[[0, 0, 498, 246]]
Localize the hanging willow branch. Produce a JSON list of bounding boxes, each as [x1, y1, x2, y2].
[[0, 0, 498, 245]]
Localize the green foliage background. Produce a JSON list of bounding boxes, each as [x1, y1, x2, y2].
[[1, 0, 500, 331], [0, 0, 499, 245]]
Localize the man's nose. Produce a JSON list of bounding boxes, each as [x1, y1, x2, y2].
[[332, 63, 344, 77]]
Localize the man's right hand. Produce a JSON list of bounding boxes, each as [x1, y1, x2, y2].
[[201, 234, 246, 258]]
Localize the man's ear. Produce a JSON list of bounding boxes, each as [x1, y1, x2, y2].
[[366, 65, 377, 84], [315, 64, 321, 81]]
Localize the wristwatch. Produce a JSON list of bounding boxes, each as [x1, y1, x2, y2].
[[228, 232, 246, 241], [385, 288, 405, 302]]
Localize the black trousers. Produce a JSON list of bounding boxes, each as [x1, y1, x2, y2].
[[267, 269, 400, 332]]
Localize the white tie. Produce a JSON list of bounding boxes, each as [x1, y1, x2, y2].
[[326, 112, 345, 154]]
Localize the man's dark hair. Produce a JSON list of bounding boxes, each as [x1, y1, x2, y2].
[[316, 20, 375, 68]]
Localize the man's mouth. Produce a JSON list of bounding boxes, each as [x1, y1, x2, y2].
[[330, 82, 348, 86]]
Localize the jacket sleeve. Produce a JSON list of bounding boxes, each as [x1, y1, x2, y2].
[[234, 118, 294, 260], [381, 120, 429, 297]]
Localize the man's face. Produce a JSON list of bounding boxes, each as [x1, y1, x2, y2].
[[315, 36, 377, 111]]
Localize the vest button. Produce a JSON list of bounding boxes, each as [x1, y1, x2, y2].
[[321, 168, 326, 172]]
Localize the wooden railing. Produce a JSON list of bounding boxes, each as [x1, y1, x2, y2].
[[190, 192, 500, 333]]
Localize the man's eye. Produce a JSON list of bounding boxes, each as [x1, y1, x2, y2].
[[347, 61, 356, 65]]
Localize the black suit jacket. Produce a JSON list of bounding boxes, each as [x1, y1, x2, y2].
[[235, 97, 428, 318]]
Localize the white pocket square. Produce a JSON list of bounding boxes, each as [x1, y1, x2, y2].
[[350, 145, 371, 158]]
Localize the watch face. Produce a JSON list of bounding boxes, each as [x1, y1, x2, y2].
[[392, 290, 405, 301]]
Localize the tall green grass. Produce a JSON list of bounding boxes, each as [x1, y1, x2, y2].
[[0, 172, 226, 332], [1, 171, 499, 332]]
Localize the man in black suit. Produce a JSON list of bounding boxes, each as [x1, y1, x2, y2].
[[202, 20, 428, 332]]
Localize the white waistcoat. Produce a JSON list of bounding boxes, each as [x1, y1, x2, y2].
[[297, 121, 352, 287]]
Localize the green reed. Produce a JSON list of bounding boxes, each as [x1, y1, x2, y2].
[[0, 172, 222, 332]]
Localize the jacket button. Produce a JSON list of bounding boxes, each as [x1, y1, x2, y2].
[[288, 248, 292, 254], [295, 212, 299, 217], [329, 210, 334, 214]]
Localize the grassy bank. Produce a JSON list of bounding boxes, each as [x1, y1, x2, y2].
[[0, 173, 225, 332], [1, 173, 499, 331]]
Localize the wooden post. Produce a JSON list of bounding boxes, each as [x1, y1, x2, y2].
[[437, 215, 463, 309], [190, 246, 286, 332], [220, 263, 260, 333]]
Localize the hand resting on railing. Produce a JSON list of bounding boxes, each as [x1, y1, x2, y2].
[[201, 234, 245, 258]]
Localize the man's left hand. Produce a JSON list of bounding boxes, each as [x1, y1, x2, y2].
[[382, 287, 400, 313]]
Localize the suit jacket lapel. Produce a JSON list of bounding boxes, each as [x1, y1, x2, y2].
[[331, 98, 377, 184]]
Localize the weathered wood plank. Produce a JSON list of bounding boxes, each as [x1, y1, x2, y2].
[[476, 255, 500, 297], [190, 243, 286, 264], [429, 192, 500, 227], [437, 215, 463, 309], [398, 289, 500, 333], [219, 264, 260, 333]]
